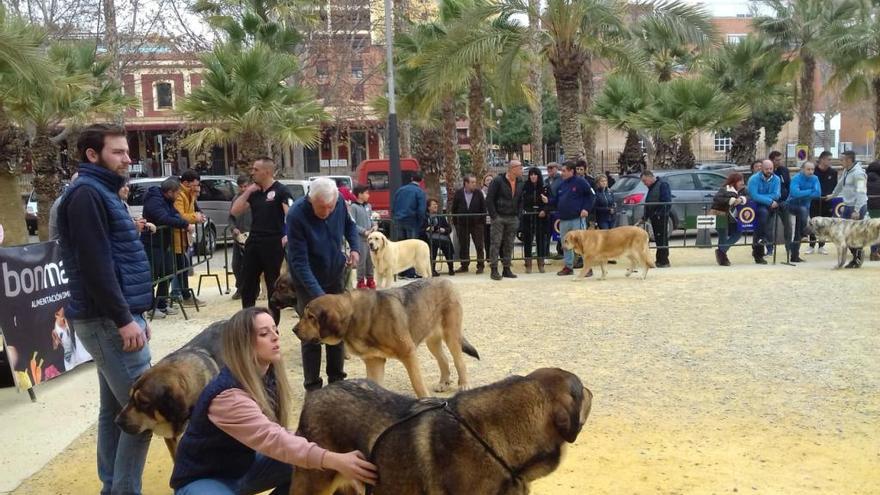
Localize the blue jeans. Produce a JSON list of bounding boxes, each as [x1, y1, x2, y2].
[[171, 253, 191, 299], [174, 454, 293, 495], [716, 219, 742, 254], [788, 204, 810, 257], [73, 314, 152, 495], [559, 218, 585, 268]]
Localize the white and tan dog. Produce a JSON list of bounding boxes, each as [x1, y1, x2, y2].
[[366, 231, 432, 288], [809, 217, 880, 268]]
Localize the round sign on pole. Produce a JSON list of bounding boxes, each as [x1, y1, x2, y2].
[[795, 145, 809, 165]]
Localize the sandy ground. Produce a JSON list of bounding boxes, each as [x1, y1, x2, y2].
[[4, 246, 880, 494]]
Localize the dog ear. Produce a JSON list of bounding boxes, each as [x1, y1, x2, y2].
[[551, 373, 589, 443], [316, 303, 340, 337], [156, 381, 190, 434]]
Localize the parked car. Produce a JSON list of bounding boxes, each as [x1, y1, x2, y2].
[[128, 175, 238, 253], [610, 169, 728, 233], [694, 162, 738, 172], [356, 158, 422, 219], [278, 179, 309, 203], [309, 175, 353, 189]]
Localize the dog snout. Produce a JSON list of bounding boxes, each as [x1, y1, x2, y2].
[[114, 409, 142, 435]]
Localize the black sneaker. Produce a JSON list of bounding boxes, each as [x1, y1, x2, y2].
[[502, 267, 517, 279], [844, 260, 861, 269], [790, 256, 806, 263], [754, 257, 767, 265], [490, 268, 502, 280], [656, 262, 671, 268], [557, 267, 573, 276]]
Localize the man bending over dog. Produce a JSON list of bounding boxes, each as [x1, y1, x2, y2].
[[286, 177, 361, 391]]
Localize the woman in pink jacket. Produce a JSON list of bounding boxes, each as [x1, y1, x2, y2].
[[170, 307, 377, 494]]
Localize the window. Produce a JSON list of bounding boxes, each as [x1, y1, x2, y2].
[[665, 174, 696, 191], [198, 179, 235, 201], [305, 146, 320, 173], [367, 172, 388, 190], [156, 82, 173, 109], [351, 59, 364, 79], [697, 173, 726, 190], [714, 132, 732, 152], [726, 34, 747, 44], [352, 83, 364, 101]]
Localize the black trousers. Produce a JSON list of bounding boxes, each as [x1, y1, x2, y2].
[[240, 236, 284, 324], [455, 222, 485, 269], [428, 236, 455, 272], [232, 242, 245, 291], [293, 277, 346, 391], [649, 213, 669, 264], [522, 214, 550, 259]]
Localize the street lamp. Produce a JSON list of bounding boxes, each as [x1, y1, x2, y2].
[[495, 108, 503, 161], [384, 0, 401, 223]]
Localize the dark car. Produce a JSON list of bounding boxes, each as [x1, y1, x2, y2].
[[610, 169, 728, 233]]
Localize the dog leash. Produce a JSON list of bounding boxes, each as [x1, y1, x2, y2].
[[364, 399, 523, 494]]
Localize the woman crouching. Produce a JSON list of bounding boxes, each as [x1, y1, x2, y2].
[[170, 307, 377, 494]]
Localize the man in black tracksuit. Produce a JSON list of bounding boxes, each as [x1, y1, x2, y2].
[[808, 150, 839, 253], [230, 157, 292, 324], [640, 170, 672, 267]]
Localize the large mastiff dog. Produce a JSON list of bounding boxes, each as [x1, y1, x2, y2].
[[809, 217, 880, 268], [292, 368, 592, 495], [293, 278, 479, 398], [115, 321, 226, 457], [366, 231, 432, 288], [563, 226, 654, 280]]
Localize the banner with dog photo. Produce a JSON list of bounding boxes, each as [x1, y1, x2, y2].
[[0, 241, 92, 391]]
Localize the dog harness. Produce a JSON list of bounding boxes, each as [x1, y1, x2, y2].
[[365, 399, 523, 494]]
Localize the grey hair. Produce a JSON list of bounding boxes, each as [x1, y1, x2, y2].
[[801, 161, 815, 169], [161, 177, 181, 193], [308, 177, 339, 203]]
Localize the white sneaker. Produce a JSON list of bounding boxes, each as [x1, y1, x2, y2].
[[804, 247, 815, 255], [818, 246, 829, 255]]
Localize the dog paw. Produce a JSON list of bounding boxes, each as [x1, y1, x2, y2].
[[433, 381, 453, 393]]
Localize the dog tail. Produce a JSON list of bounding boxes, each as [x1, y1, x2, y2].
[[462, 338, 480, 360]]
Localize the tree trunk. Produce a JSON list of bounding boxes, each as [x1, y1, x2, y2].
[[468, 65, 488, 180], [412, 126, 442, 202], [292, 143, 305, 179], [674, 134, 695, 169], [441, 97, 460, 199], [652, 134, 678, 169], [31, 130, 61, 241], [798, 54, 816, 150], [730, 118, 759, 166], [579, 55, 596, 164], [237, 133, 265, 175], [102, 0, 123, 124], [874, 78, 880, 160], [0, 115, 27, 246], [822, 112, 832, 153], [527, 0, 544, 166], [552, 66, 583, 163], [400, 119, 413, 158], [618, 129, 645, 175]]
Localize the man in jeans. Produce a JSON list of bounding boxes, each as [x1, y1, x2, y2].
[[57, 124, 154, 494], [287, 178, 360, 390], [828, 150, 869, 268], [486, 160, 525, 280], [548, 161, 595, 276], [391, 174, 426, 278], [141, 177, 190, 317], [747, 160, 782, 265]]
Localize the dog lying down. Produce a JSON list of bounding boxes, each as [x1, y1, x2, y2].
[[292, 368, 592, 495]]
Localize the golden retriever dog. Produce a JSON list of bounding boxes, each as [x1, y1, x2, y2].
[[563, 226, 654, 280], [293, 278, 479, 398], [291, 368, 592, 495], [366, 231, 432, 288]]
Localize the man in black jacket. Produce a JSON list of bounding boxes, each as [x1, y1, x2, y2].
[[807, 151, 838, 254], [450, 174, 486, 273], [486, 160, 524, 280], [770, 150, 794, 262], [639, 170, 672, 267]]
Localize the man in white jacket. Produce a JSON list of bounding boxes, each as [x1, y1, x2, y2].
[[827, 150, 869, 267]]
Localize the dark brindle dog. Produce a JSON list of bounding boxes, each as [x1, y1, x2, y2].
[[291, 368, 592, 495], [115, 320, 226, 458]]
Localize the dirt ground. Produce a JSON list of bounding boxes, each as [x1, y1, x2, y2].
[[9, 247, 880, 494]]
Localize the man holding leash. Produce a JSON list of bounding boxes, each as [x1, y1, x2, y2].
[[544, 161, 595, 276], [58, 124, 154, 494], [286, 178, 361, 391], [828, 150, 869, 268]]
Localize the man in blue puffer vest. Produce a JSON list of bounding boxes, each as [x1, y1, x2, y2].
[[58, 124, 154, 495], [747, 160, 781, 264], [785, 161, 821, 263]]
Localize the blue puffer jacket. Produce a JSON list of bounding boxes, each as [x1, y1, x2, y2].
[[141, 186, 189, 250], [392, 182, 427, 227], [58, 163, 153, 327], [747, 172, 781, 207], [786, 172, 821, 208]]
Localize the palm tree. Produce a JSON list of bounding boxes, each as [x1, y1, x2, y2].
[[0, 5, 49, 246], [593, 75, 649, 173], [824, 0, 880, 159], [6, 42, 135, 240], [633, 77, 745, 168], [704, 36, 793, 165], [178, 42, 326, 174], [754, 0, 857, 152]]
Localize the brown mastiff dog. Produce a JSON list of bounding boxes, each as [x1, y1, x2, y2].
[[563, 226, 655, 280], [115, 321, 225, 458], [291, 368, 592, 495], [293, 278, 479, 398]]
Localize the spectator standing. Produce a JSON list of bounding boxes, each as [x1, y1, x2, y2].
[[391, 174, 426, 278], [747, 160, 781, 265], [228, 173, 253, 300], [807, 151, 838, 254], [230, 157, 292, 322], [709, 173, 749, 266], [57, 124, 154, 494], [49, 172, 78, 240], [770, 150, 793, 261], [450, 175, 486, 274], [423, 198, 455, 276], [286, 178, 360, 391], [485, 160, 525, 280], [348, 185, 377, 288], [639, 170, 672, 268], [173, 169, 207, 306], [521, 166, 550, 273], [828, 150, 869, 268], [593, 174, 616, 229], [547, 161, 595, 276], [142, 178, 190, 317], [786, 161, 821, 263], [545, 162, 563, 258], [481, 173, 496, 266]]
